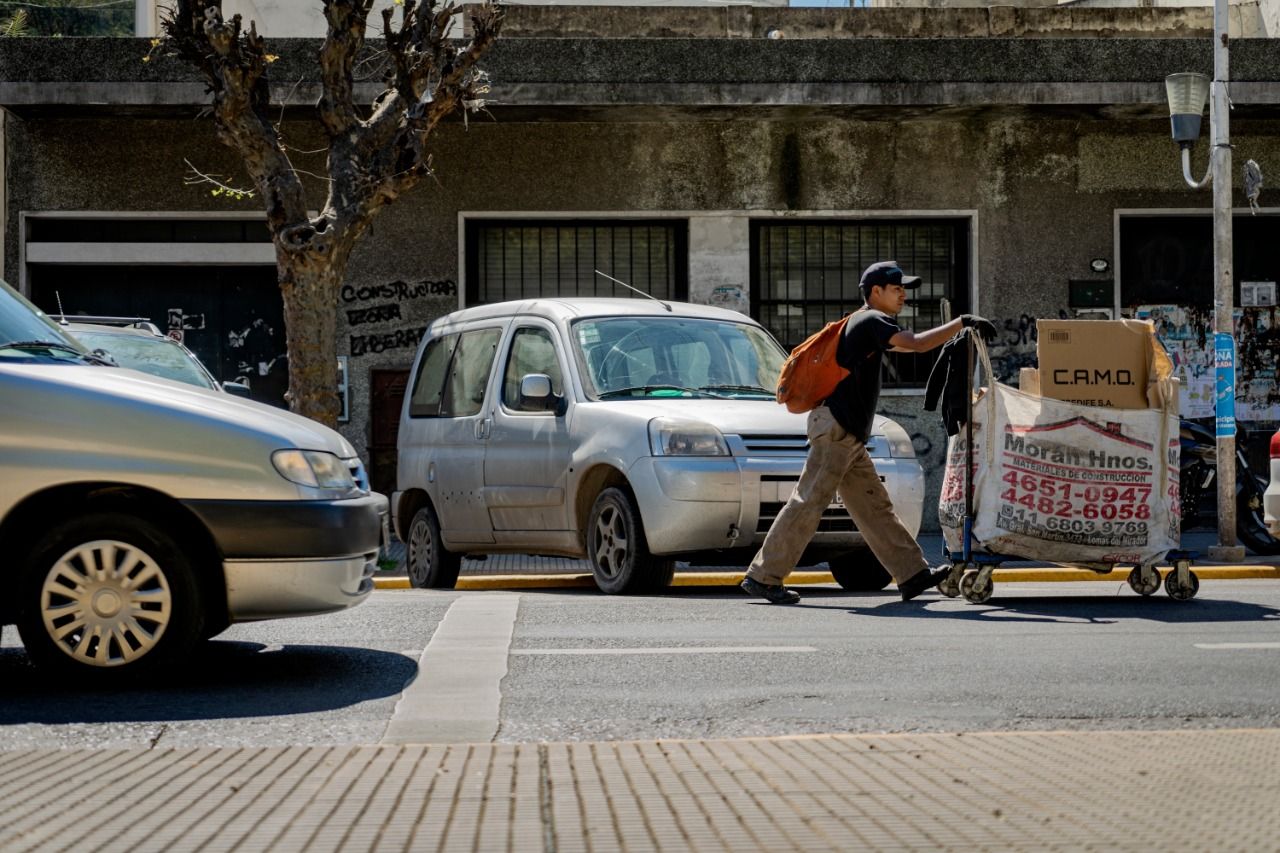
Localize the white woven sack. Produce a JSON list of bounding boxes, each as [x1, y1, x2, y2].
[[939, 337, 1180, 567]]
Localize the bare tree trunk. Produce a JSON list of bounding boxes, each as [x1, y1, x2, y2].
[[278, 245, 345, 426]]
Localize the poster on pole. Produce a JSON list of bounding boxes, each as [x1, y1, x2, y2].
[[1215, 332, 1236, 438]]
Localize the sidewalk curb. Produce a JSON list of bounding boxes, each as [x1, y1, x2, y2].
[[375, 565, 1280, 591]]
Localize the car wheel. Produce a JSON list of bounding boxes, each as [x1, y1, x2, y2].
[[17, 513, 203, 680], [407, 503, 461, 589], [827, 550, 893, 591], [587, 487, 675, 594]]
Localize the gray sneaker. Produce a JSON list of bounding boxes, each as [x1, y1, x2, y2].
[[740, 576, 801, 605]]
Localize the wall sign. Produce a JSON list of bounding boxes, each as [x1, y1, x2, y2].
[[1241, 281, 1276, 307]]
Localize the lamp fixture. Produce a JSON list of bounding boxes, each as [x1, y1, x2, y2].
[[1164, 72, 1210, 148]]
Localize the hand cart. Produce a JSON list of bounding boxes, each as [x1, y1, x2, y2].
[[938, 329, 1201, 605]]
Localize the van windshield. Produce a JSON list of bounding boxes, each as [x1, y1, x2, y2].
[[573, 316, 788, 400], [0, 279, 96, 364]]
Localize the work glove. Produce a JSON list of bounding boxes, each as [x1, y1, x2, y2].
[[959, 314, 998, 342]]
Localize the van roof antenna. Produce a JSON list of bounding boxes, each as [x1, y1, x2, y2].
[[594, 270, 672, 312]]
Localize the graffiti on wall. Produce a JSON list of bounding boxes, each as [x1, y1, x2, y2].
[[226, 316, 286, 382], [343, 277, 457, 358], [1136, 304, 1280, 420], [975, 305, 1279, 421]]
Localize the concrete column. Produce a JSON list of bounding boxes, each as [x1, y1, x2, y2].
[[687, 215, 751, 315]]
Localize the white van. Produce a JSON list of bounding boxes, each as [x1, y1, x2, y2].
[[0, 280, 384, 680], [392, 298, 924, 594]]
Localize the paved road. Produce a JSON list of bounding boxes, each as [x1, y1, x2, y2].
[[3, 580, 1279, 749], [4, 581, 1280, 851]]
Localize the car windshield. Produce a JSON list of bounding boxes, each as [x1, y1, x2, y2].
[[71, 330, 218, 390], [573, 315, 788, 400], [0, 279, 95, 364]]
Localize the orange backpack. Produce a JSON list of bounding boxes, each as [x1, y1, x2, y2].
[[775, 316, 850, 413]]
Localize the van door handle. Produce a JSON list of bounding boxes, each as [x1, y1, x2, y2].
[[475, 418, 491, 440]]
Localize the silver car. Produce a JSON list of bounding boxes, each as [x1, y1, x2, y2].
[[392, 298, 924, 594], [0, 280, 384, 681], [59, 316, 251, 396]]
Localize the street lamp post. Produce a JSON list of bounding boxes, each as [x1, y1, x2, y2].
[[1163, 0, 1245, 563]]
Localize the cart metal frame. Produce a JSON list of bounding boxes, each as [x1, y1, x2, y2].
[[939, 329, 1201, 604]]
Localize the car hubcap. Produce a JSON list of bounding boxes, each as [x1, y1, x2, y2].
[[409, 517, 433, 583], [40, 539, 171, 667], [593, 505, 629, 579]]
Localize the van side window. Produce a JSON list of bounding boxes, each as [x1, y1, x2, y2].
[[502, 327, 564, 410], [441, 328, 501, 418], [407, 334, 458, 418]]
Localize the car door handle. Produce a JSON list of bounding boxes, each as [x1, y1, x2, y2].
[[475, 418, 491, 440]]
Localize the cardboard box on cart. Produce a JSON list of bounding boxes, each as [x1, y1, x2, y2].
[[1035, 319, 1171, 409]]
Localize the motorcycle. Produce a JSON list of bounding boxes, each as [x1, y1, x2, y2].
[[1179, 419, 1280, 555]]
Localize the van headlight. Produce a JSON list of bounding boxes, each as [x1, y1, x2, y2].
[[881, 419, 916, 459], [649, 418, 730, 456], [272, 449, 357, 490]]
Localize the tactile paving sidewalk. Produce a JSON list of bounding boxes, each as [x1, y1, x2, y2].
[[2, 729, 1278, 852]]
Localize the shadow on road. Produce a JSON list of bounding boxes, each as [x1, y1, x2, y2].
[[0, 640, 417, 724], [838, 595, 1280, 624]]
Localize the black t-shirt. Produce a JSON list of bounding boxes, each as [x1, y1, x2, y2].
[[823, 308, 901, 442]]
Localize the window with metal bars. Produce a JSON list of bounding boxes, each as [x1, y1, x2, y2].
[[465, 219, 688, 305], [750, 218, 970, 388]]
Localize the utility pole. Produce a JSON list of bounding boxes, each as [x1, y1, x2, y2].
[[1164, 0, 1244, 562], [1207, 0, 1243, 562]]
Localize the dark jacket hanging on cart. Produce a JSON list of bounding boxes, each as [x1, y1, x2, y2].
[[924, 332, 972, 437]]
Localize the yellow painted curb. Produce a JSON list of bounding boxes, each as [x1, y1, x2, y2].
[[374, 565, 1278, 591], [989, 566, 1280, 582]]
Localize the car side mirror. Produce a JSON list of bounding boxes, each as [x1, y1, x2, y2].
[[519, 373, 564, 414], [222, 381, 252, 398]]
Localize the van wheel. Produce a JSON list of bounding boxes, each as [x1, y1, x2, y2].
[[587, 487, 674, 594], [827, 550, 893, 591], [407, 503, 461, 589], [17, 513, 203, 681]]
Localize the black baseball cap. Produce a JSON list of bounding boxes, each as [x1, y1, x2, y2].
[[859, 261, 922, 293]]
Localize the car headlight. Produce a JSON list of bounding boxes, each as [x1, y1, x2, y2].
[[880, 419, 916, 459], [272, 449, 357, 490], [649, 418, 730, 456]]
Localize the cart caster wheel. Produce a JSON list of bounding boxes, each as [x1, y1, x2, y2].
[[1127, 567, 1161, 596], [1165, 570, 1200, 601], [960, 571, 993, 604], [938, 572, 962, 599]]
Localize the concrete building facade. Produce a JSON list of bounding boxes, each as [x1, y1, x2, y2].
[[3, 7, 1280, 525]]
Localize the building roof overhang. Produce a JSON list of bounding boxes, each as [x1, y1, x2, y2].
[[4, 37, 1280, 121]]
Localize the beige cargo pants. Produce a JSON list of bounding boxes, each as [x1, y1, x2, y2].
[[746, 406, 928, 587]]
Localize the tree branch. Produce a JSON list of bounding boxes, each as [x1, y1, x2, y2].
[[349, 0, 501, 224], [160, 0, 310, 240], [317, 0, 372, 139]]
